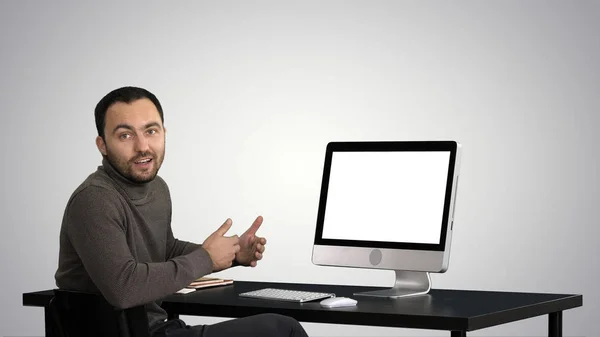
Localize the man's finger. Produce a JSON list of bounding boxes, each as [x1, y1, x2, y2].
[[215, 218, 233, 236], [244, 215, 263, 236]]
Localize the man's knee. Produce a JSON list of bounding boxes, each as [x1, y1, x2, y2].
[[257, 313, 307, 336], [269, 313, 303, 327]]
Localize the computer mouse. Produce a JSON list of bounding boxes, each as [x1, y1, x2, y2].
[[319, 297, 358, 308]]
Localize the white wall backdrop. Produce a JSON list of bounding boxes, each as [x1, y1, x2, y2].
[[1, 1, 597, 336]]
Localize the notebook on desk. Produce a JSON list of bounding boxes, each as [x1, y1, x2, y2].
[[176, 277, 234, 294], [188, 277, 234, 289]]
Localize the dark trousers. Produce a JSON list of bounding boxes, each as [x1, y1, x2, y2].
[[150, 313, 309, 337]]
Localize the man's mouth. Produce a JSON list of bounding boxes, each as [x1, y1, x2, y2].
[[134, 158, 153, 164]]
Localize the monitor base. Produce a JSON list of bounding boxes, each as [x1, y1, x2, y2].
[[353, 270, 431, 298]]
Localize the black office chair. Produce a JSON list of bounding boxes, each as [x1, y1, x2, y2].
[[48, 289, 150, 337]]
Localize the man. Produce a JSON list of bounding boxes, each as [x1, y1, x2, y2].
[[55, 86, 309, 337]]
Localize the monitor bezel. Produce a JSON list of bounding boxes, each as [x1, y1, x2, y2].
[[313, 140, 459, 252]]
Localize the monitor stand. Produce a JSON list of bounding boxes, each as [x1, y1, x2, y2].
[[353, 270, 431, 298]]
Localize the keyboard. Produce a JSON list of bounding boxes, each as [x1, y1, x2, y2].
[[239, 288, 335, 303]]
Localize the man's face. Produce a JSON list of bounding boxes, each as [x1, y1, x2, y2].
[[95, 98, 166, 183]]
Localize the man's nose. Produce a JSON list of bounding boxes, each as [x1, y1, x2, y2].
[[134, 135, 150, 152]]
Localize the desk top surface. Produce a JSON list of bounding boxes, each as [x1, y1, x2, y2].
[[23, 280, 582, 332]]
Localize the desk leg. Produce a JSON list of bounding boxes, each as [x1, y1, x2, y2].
[[451, 331, 466, 337], [549, 311, 562, 337], [44, 305, 57, 337]]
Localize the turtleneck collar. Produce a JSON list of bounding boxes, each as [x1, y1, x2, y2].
[[100, 157, 153, 203]]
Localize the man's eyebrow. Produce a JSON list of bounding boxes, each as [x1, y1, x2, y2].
[[112, 124, 134, 134], [144, 122, 162, 130], [112, 122, 162, 135]]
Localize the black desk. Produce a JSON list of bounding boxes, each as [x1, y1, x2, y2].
[[23, 281, 582, 337]]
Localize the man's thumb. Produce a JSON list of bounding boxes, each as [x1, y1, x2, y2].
[[215, 218, 233, 236]]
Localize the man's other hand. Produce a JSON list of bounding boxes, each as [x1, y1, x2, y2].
[[202, 218, 240, 272], [235, 215, 267, 267]]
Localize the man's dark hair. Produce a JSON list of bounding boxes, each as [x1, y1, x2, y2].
[[94, 86, 164, 139]]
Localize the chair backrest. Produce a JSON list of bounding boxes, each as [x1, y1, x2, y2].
[[49, 289, 150, 337]]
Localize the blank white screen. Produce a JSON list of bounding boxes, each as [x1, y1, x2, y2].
[[321, 151, 450, 244]]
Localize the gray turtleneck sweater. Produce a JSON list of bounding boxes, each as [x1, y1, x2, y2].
[[54, 158, 214, 328]]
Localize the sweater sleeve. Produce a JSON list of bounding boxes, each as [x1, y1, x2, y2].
[[166, 227, 203, 259], [65, 186, 213, 309]]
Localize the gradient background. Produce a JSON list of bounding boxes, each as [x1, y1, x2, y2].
[[0, 1, 597, 336]]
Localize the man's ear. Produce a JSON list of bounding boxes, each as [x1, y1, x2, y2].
[[96, 136, 107, 156]]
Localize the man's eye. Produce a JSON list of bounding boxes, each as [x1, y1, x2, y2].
[[148, 129, 157, 135], [120, 133, 132, 139]]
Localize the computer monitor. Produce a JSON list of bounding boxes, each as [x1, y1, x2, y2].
[[312, 140, 461, 298]]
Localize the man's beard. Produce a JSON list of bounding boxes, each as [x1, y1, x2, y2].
[[104, 147, 164, 184]]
